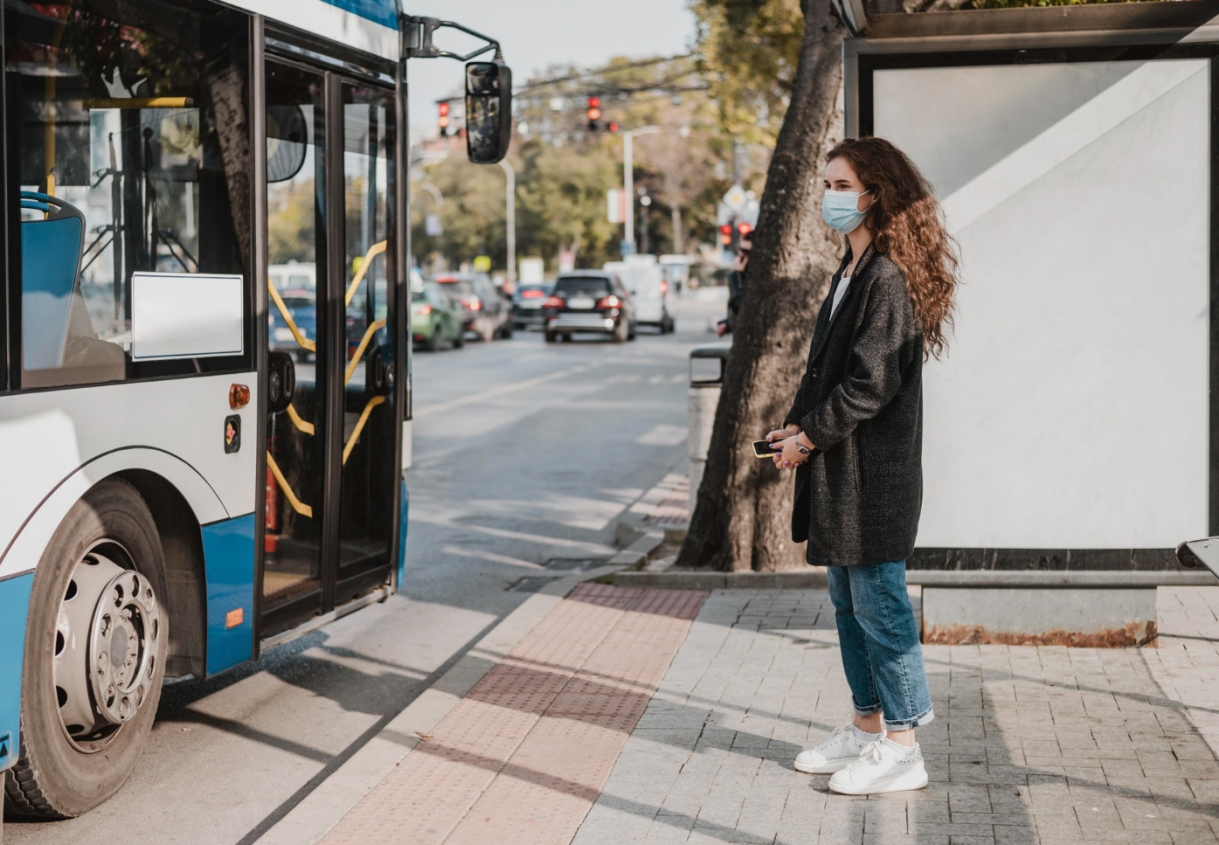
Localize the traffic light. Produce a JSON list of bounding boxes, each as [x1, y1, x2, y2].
[[736, 221, 753, 241], [608, 121, 619, 134], [719, 223, 733, 247], [586, 96, 601, 132], [438, 101, 450, 136]]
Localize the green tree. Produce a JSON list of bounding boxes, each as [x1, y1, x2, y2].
[[690, 0, 804, 144], [411, 151, 507, 271], [516, 138, 622, 270]]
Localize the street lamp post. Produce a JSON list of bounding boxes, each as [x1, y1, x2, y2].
[[498, 159, 516, 285], [622, 126, 661, 255]]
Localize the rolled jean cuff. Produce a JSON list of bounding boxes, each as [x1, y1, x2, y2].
[[884, 706, 934, 732], [853, 700, 882, 718]]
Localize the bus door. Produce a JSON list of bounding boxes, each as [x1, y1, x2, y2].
[[261, 56, 398, 637]]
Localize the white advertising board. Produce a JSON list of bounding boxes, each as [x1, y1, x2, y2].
[[873, 59, 1210, 549], [130, 273, 245, 361]]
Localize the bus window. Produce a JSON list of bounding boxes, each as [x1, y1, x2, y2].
[[6, 0, 251, 389]]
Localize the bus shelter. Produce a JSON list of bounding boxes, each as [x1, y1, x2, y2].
[[844, 2, 1219, 571]]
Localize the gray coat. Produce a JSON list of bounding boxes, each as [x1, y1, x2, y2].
[[784, 246, 924, 567]]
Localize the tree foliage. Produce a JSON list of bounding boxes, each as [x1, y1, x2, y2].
[[691, 0, 804, 144]]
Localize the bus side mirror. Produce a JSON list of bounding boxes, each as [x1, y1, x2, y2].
[[465, 61, 512, 164]]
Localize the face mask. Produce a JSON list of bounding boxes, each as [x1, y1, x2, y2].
[[822, 189, 870, 234]]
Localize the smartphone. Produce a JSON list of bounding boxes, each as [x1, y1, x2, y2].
[[752, 439, 779, 459]]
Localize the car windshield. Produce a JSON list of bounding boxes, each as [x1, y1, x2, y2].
[[555, 277, 611, 297]]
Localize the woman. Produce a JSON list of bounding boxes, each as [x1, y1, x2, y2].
[[766, 137, 958, 796]]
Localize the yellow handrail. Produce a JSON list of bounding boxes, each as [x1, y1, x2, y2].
[[342, 396, 387, 464], [344, 318, 386, 385], [266, 453, 313, 518], [81, 97, 193, 110], [344, 241, 387, 307], [286, 404, 314, 436], [268, 281, 317, 352]]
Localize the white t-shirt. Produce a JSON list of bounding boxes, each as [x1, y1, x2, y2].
[[830, 274, 852, 319]]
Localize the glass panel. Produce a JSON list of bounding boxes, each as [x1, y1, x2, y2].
[[338, 83, 395, 585], [263, 62, 326, 614], [6, 0, 250, 388]]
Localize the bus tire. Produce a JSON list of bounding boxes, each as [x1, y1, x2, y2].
[[3, 479, 168, 819]]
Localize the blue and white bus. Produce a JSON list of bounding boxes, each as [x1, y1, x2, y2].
[[0, 0, 510, 820]]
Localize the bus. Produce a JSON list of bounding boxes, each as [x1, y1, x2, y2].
[[0, 0, 510, 821]]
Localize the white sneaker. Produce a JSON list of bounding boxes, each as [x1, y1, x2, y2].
[[794, 723, 878, 774], [828, 739, 929, 795]]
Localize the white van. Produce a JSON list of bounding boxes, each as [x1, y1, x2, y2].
[[604, 255, 674, 333]]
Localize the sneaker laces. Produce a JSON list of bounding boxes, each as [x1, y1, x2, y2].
[[853, 739, 887, 769]]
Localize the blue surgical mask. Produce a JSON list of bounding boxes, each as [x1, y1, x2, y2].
[[822, 189, 871, 234]]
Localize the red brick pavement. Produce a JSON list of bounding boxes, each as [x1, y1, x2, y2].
[[320, 583, 706, 845]]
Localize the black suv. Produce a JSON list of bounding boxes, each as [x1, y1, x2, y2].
[[543, 272, 636, 343]]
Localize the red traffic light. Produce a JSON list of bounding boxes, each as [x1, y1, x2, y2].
[[719, 224, 733, 246], [438, 100, 450, 133], [608, 121, 619, 133], [587, 96, 601, 109], [736, 222, 753, 237], [438, 102, 450, 117]]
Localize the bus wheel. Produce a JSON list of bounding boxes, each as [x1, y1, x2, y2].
[[3, 479, 167, 818]]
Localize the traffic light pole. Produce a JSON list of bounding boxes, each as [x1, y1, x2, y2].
[[622, 126, 660, 255]]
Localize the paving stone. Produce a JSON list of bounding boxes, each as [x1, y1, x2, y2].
[[318, 579, 1219, 845]]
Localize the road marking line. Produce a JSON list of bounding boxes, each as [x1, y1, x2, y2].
[[414, 366, 590, 419], [635, 424, 687, 446]]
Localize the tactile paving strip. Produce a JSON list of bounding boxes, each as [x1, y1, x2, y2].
[[320, 584, 706, 845]]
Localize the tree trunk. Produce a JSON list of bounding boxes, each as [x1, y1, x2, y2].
[[677, 0, 846, 572], [671, 205, 684, 254]]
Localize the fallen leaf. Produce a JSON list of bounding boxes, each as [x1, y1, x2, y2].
[[416, 732, 433, 741]]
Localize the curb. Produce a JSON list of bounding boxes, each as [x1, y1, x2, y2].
[[613, 569, 1217, 590], [251, 564, 621, 845], [607, 527, 667, 568]]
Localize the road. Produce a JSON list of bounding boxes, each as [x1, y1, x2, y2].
[[6, 291, 726, 845]]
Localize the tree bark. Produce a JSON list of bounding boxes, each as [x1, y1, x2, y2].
[[677, 0, 846, 572]]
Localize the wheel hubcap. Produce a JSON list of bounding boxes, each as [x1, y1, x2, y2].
[[54, 544, 161, 750]]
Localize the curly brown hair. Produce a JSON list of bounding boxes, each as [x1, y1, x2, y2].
[[827, 137, 959, 359]]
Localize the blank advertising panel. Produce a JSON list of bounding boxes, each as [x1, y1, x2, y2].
[[873, 59, 1210, 549]]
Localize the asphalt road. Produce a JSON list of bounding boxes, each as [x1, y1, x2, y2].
[[6, 290, 727, 845]]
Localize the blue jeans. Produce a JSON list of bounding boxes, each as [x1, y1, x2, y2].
[[827, 560, 934, 731]]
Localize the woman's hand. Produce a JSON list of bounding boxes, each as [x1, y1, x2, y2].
[[771, 431, 814, 470], [766, 424, 800, 444]]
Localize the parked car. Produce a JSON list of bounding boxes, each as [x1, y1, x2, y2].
[[268, 263, 318, 361], [543, 272, 636, 343], [435, 273, 513, 342], [512, 281, 553, 330], [413, 281, 466, 350], [604, 255, 674, 333]]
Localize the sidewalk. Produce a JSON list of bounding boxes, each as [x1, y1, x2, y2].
[[260, 579, 1219, 845]]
